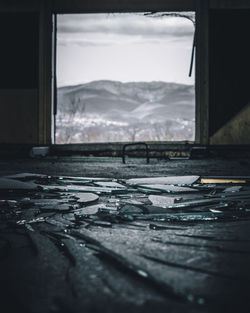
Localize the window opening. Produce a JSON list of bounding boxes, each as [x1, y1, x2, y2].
[[56, 12, 195, 143]]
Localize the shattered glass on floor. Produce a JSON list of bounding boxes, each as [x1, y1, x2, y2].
[[1, 173, 250, 312]]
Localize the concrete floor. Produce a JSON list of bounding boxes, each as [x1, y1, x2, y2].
[[0, 156, 250, 178], [0, 157, 250, 313]]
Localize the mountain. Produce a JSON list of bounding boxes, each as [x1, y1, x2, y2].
[[58, 80, 194, 120], [56, 80, 195, 143]]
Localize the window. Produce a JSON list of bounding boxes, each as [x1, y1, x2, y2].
[[56, 12, 195, 143]]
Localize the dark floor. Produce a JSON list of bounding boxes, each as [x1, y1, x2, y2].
[[1, 156, 250, 177], [1, 157, 250, 313]]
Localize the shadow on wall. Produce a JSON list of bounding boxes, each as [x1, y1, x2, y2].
[[210, 102, 250, 145]]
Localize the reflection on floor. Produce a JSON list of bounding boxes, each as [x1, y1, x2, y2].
[[1, 159, 250, 313]]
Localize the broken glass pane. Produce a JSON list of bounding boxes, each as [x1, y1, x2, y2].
[[126, 176, 199, 186], [139, 184, 198, 193]]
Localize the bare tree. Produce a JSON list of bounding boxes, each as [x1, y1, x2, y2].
[[128, 126, 139, 142], [68, 96, 86, 119], [143, 11, 195, 25]]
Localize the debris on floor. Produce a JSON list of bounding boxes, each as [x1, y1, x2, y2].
[[1, 173, 250, 312]]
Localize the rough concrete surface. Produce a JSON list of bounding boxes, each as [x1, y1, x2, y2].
[[0, 156, 250, 178], [0, 157, 250, 313]]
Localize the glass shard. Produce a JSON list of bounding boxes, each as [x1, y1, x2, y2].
[[126, 176, 199, 186]]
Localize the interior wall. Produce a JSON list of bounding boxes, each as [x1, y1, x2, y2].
[[209, 9, 250, 144], [0, 90, 38, 143], [1, 1, 250, 146], [210, 104, 250, 145], [0, 12, 39, 144]]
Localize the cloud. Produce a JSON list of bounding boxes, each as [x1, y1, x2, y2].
[[57, 37, 112, 47], [57, 13, 194, 47]]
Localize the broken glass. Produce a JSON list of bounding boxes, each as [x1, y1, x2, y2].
[[148, 195, 180, 207], [68, 192, 99, 204], [0, 178, 39, 190], [1, 171, 250, 307], [126, 176, 200, 186], [94, 181, 127, 189], [139, 184, 198, 193]]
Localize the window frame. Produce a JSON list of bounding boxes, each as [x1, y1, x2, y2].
[[49, 0, 209, 146]]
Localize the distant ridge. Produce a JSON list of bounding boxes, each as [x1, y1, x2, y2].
[[56, 80, 195, 143], [58, 80, 195, 121]]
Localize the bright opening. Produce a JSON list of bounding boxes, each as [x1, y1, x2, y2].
[[56, 12, 195, 143]]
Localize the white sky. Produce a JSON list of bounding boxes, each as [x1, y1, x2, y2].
[[57, 13, 195, 87]]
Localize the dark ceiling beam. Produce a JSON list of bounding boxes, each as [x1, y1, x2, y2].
[[0, 0, 40, 12], [210, 0, 250, 9], [52, 0, 196, 14]]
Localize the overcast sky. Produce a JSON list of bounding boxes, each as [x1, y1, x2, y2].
[[57, 13, 195, 87]]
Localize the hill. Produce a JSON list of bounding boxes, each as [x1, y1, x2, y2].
[[56, 80, 195, 143]]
